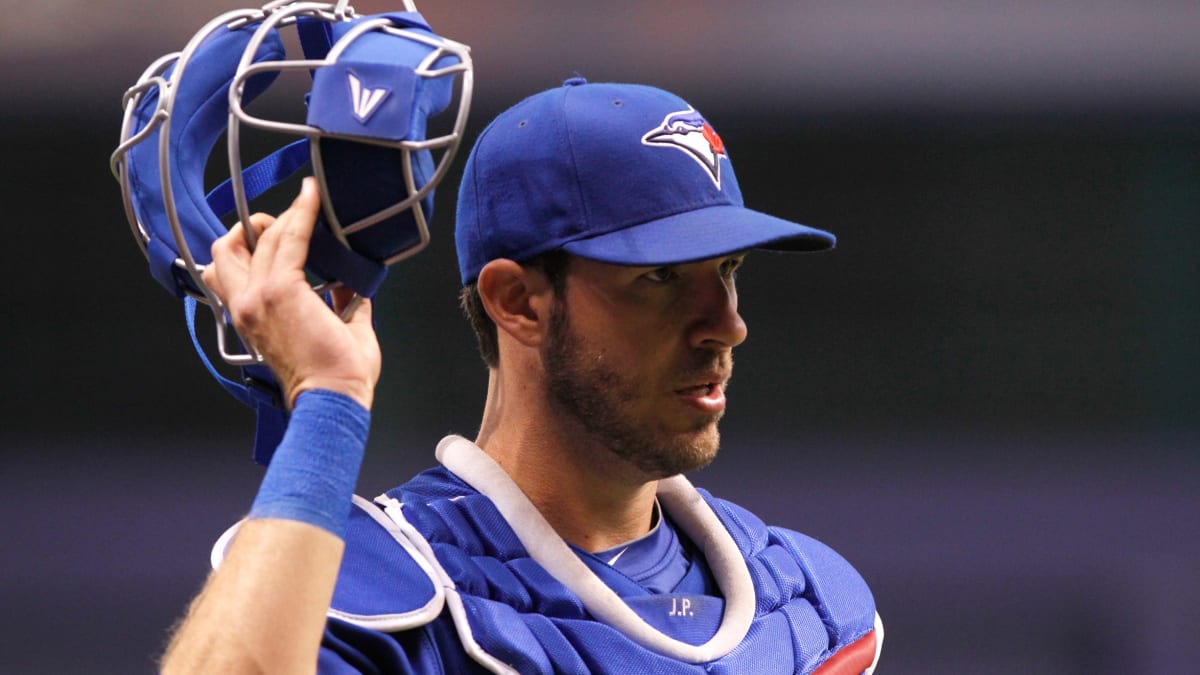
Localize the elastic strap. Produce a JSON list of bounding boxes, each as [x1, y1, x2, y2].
[[205, 138, 311, 218], [305, 220, 389, 297], [184, 296, 288, 465], [204, 136, 389, 298]]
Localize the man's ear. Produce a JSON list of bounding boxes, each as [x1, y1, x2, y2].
[[476, 258, 556, 348]]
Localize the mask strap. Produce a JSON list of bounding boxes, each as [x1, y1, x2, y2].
[[205, 137, 390, 298], [205, 138, 311, 217], [184, 295, 288, 465]]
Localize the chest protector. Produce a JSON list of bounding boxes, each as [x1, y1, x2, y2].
[[326, 436, 881, 674]]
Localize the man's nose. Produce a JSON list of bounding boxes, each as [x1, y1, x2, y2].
[[688, 273, 748, 351]]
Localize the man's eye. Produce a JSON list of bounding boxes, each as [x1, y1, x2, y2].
[[643, 267, 676, 282]]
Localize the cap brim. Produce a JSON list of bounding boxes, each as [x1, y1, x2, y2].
[[561, 204, 835, 267]]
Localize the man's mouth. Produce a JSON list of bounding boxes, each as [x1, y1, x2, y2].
[[675, 381, 726, 413], [676, 383, 717, 396]]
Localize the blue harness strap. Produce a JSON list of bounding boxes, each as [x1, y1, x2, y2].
[[204, 138, 312, 218], [204, 137, 390, 299], [184, 296, 287, 464]]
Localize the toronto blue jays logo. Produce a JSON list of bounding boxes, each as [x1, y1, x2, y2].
[[641, 108, 728, 188]]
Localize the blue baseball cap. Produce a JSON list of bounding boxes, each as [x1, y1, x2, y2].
[[454, 78, 835, 284]]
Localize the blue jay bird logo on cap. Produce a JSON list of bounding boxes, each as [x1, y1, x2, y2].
[[641, 108, 728, 188]]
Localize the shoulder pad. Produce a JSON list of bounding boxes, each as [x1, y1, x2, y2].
[[701, 494, 877, 649], [327, 495, 446, 632], [768, 525, 877, 648], [698, 491, 771, 553]]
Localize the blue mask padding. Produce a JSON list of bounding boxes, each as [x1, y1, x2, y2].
[[127, 24, 285, 296], [308, 13, 457, 266]]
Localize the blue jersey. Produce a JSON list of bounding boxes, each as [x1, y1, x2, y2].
[[218, 436, 882, 673]]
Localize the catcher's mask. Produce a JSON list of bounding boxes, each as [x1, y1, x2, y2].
[[111, 0, 472, 463]]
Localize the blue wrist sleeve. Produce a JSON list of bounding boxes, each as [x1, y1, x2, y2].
[[248, 389, 370, 539]]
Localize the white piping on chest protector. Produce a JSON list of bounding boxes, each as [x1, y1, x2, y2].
[[374, 494, 519, 675], [432, 434, 756, 664]]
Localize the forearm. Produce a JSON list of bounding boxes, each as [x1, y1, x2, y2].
[[162, 390, 371, 674], [162, 519, 343, 674]]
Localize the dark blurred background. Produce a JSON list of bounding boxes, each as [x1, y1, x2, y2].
[[2, 1, 1197, 673]]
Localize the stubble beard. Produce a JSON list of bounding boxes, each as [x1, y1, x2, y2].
[[542, 302, 723, 479]]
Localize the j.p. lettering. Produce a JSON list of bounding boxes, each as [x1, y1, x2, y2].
[[668, 597, 693, 618]]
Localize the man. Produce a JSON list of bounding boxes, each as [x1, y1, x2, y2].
[[162, 78, 882, 674]]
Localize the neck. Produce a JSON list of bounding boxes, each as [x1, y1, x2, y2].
[[474, 368, 658, 552]]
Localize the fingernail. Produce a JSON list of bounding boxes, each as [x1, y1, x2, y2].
[[299, 176, 315, 201]]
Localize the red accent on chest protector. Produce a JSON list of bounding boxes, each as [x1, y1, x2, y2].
[[811, 629, 877, 675]]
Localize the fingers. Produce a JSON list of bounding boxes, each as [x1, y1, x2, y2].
[[275, 177, 321, 264], [204, 213, 273, 303], [206, 177, 321, 327], [197, 179, 382, 411], [248, 177, 321, 288], [244, 213, 275, 246]]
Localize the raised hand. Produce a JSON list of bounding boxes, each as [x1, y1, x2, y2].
[[202, 177, 382, 410]]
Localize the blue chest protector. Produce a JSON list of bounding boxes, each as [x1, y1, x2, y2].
[[320, 437, 880, 674]]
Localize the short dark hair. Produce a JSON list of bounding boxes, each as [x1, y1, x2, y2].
[[459, 249, 572, 368]]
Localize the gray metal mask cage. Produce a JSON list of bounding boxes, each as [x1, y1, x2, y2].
[[110, 0, 472, 464]]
